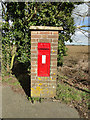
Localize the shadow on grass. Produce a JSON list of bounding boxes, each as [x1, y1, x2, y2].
[[12, 61, 31, 97]]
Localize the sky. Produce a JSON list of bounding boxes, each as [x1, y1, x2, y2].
[[65, 2, 89, 45], [0, 1, 89, 45], [0, 2, 1, 22]]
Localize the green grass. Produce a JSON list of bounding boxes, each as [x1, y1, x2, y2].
[[2, 77, 12, 82], [56, 83, 88, 104], [28, 97, 42, 103], [59, 75, 68, 79], [9, 81, 20, 86]]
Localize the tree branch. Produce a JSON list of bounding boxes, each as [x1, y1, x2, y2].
[[85, 2, 90, 7], [77, 25, 90, 29], [78, 29, 88, 37], [78, 28, 90, 33], [73, 12, 88, 17]]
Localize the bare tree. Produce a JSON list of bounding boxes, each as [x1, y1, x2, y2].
[[70, 2, 89, 44], [72, 2, 89, 34]]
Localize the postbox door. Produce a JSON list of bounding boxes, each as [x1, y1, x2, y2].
[[38, 43, 50, 77]]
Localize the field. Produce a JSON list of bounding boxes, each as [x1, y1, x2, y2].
[[57, 45, 89, 118], [2, 45, 89, 118], [64, 45, 89, 64], [62, 45, 89, 87]]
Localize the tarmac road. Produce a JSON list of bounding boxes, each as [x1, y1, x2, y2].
[[2, 86, 80, 118], [0, 86, 2, 118]]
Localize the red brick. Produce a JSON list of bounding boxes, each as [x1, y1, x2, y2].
[[38, 31, 52, 34], [38, 40, 50, 43], [31, 66, 37, 69], [51, 66, 57, 69], [31, 73, 37, 76], [31, 69, 36, 73], [31, 34, 41, 38], [51, 70, 57, 74], [34, 80, 56, 84], [51, 55, 57, 58], [38, 39, 51, 43], [31, 83, 36, 87], [48, 35, 58, 38], [31, 80, 39, 83], [52, 47, 58, 50], [52, 31, 58, 34], [41, 34, 48, 38], [50, 81, 56, 84], [31, 43, 37, 46], [31, 31, 38, 34], [31, 46, 36, 50], [52, 61, 57, 66], [52, 39, 58, 42], [51, 58, 57, 61], [31, 63, 37, 67], [31, 39, 38, 42], [31, 54, 37, 57], [31, 58, 37, 61], [31, 51, 37, 54], [31, 61, 37, 65], [52, 43, 58, 47], [31, 76, 36, 79]]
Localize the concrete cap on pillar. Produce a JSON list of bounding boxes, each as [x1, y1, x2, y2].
[[30, 26, 63, 31]]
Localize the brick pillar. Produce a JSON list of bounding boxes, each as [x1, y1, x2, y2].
[[30, 26, 63, 98]]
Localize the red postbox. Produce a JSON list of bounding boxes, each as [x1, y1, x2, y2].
[[38, 43, 51, 77]]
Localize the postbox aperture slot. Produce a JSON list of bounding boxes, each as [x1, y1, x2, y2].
[[38, 48, 49, 50]]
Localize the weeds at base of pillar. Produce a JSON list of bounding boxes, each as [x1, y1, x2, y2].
[[27, 97, 42, 103]]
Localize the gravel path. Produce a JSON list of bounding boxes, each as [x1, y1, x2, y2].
[[2, 86, 80, 118]]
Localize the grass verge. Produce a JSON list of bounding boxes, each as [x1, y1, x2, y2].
[[56, 80, 89, 118]]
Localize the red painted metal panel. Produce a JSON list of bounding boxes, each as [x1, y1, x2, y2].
[[38, 43, 50, 77]]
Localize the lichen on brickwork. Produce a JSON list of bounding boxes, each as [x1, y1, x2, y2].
[[38, 83, 43, 86]]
